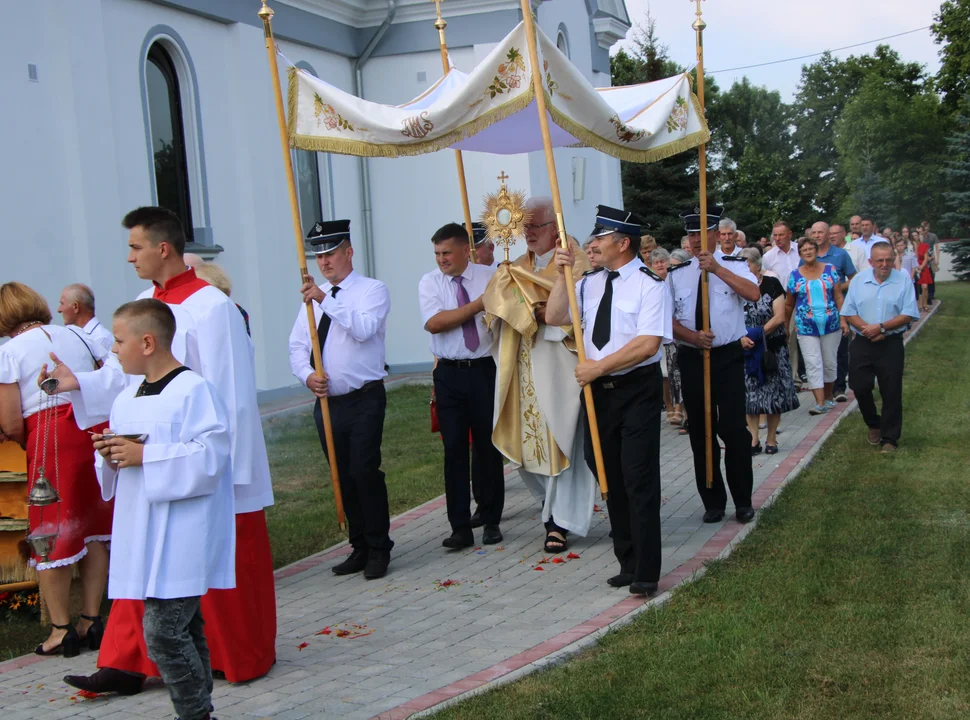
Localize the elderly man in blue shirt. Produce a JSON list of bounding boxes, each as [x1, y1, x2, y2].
[[840, 242, 919, 453]]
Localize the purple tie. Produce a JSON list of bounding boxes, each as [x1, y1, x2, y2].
[[452, 276, 480, 352]]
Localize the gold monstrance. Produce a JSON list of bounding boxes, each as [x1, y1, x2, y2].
[[481, 171, 530, 264]]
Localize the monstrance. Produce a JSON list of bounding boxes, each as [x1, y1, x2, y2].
[[481, 171, 530, 264], [25, 378, 62, 562]]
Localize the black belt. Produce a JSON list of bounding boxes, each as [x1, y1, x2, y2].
[[330, 379, 384, 401], [678, 340, 742, 354], [592, 364, 657, 390], [436, 357, 494, 369]]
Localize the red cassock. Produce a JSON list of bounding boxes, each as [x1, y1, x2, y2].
[[97, 270, 277, 682]]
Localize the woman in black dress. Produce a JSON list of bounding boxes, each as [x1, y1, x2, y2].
[[740, 248, 799, 454]]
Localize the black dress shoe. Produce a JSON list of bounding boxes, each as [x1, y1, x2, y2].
[[363, 550, 390, 580], [607, 573, 633, 587], [64, 667, 144, 695], [470, 508, 484, 529], [736, 507, 756, 523], [703, 509, 725, 523], [630, 581, 659, 596], [482, 524, 503, 545], [332, 547, 369, 575], [442, 529, 475, 550]]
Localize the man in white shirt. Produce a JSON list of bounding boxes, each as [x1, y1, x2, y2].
[[546, 205, 670, 597], [763, 220, 805, 383], [668, 207, 761, 525], [716, 218, 743, 259], [419, 223, 503, 549], [472, 222, 499, 268], [290, 220, 393, 579], [846, 215, 890, 276], [57, 283, 114, 355]]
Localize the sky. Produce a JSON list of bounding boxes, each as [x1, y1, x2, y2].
[[617, 0, 945, 100]]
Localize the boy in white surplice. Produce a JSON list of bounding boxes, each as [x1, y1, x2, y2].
[[93, 299, 234, 720]]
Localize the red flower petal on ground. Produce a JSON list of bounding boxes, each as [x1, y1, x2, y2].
[[538, 556, 550, 564], [297, 642, 309, 651], [567, 552, 580, 559], [316, 627, 332, 635], [75, 690, 100, 699], [336, 629, 350, 638], [593, 505, 602, 512], [551, 557, 565, 564], [534, 566, 544, 571], [440, 579, 456, 587]]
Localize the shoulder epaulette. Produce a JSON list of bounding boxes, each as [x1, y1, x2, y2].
[[583, 267, 604, 276], [667, 262, 691, 273], [639, 266, 665, 282], [721, 255, 746, 262]]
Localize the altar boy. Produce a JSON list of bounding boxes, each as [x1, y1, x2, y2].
[[94, 299, 234, 720]]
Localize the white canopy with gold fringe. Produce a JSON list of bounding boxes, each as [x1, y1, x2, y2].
[[286, 21, 708, 163]]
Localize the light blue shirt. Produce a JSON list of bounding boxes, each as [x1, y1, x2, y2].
[[841, 268, 919, 335]]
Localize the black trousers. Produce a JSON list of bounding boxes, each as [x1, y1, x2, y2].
[[834, 332, 850, 394], [314, 381, 392, 552], [582, 364, 663, 584], [433, 359, 504, 532], [678, 343, 754, 512], [849, 334, 905, 445]]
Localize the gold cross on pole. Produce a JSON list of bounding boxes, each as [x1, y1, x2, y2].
[[497, 171, 509, 185]]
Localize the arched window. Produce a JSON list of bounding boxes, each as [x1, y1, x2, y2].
[[556, 27, 570, 59], [293, 62, 333, 243], [146, 42, 193, 239]]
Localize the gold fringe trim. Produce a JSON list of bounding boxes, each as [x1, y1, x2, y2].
[[287, 74, 537, 158]]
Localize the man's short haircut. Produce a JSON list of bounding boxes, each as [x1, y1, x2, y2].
[[772, 221, 791, 232], [582, 236, 595, 250], [0, 282, 52, 336], [122, 206, 186, 256], [859, 214, 874, 224], [114, 298, 177, 350], [610, 232, 640, 257], [870, 242, 894, 258], [719, 218, 738, 233], [830, 223, 845, 232], [431, 222, 470, 245], [64, 283, 96, 311]]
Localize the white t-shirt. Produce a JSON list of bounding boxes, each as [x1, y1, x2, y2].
[[0, 325, 102, 417]]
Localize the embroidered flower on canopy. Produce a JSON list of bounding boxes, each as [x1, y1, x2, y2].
[[486, 47, 525, 98], [665, 96, 689, 133]]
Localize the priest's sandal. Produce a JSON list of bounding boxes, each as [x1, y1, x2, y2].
[[77, 613, 104, 651], [35, 623, 80, 658], [543, 530, 568, 553], [64, 667, 145, 695]]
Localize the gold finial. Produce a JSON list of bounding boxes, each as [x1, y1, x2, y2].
[[691, 0, 706, 31], [258, 0, 274, 22], [497, 171, 509, 185], [432, 0, 447, 30]]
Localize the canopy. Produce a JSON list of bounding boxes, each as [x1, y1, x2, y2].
[[286, 21, 709, 163]]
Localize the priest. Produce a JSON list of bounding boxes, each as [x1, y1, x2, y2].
[[45, 207, 276, 694], [484, 197, 596, 552]]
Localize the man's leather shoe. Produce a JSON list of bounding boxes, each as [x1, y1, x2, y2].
[[470, 508, 484, 529], [867, 428, 881, 445], [64, 667, 143, 695], [630, 581, 658, 596], [482, 525, 503, 545], [332, 547, 368, 575], [736, 507, 756, 523], [363, 550, 390, 580], [607, 573, 633, 587], [703, 509, 725, 523], [442, 530, 475, 550]]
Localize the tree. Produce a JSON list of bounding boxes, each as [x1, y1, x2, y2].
[[941, 106, 970, 279], [932, 0, 970, 112]]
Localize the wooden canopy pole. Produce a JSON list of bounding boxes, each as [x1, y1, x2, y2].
[[693, 0, 713, 490], [433, 1, 476, 261], [259, 1, 346, 530], [518, 0, 607, 500]]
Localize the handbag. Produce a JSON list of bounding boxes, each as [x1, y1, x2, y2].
[[760, 330, 778, 375]]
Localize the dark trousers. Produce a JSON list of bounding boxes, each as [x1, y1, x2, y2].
[[314, 381, 392, 552], [433, 359, 504, 532], [144, 596, 211, 720], [834, 332, 850, 394], [849, 334, 905, 445], [678, 343, 754, 512], [582, 364, 663, 584]]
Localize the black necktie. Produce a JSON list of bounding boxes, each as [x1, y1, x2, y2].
[[592, 271, 620, 350], [695, 270, 705, 331], [310, 286, 340, 370]]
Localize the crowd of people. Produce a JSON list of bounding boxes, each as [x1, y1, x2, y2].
[[0, 200, 932, 719]]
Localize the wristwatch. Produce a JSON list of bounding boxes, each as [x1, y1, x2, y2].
[[879, 324, 886, 335]]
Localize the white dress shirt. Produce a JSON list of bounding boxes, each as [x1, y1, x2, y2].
[[289, 269, 390, 397], [668, 256, 758, 348], [847, 235, 891, 275], [418, 262, 496, 360], [762, 243, 801, 290], [82, 317, 115, 354], [571, 257, 671, 373], [714, 245, 741, 259]]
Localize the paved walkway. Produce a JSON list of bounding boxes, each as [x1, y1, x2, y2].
[[0, 306, 939, 720]]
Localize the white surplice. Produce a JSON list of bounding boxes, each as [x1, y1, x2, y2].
[[71, 288, 274, 515], [97, 371, 235, 600]]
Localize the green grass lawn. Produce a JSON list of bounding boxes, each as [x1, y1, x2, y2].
[[433, 282, 970, 720], [0, 383, 442, 661]]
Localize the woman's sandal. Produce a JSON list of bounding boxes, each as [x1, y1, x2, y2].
[[35, 622, 80, 658], [765, 444, 779, 455], [668, 412, 684, 426], [678, 421, 690, 436], [544, 531, 568, 553], [77, 613, 104, 651]]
